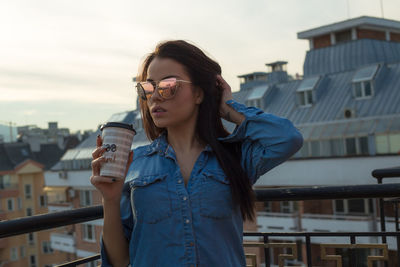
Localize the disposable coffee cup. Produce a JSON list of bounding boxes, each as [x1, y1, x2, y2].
[[100, 122, 136, 179]]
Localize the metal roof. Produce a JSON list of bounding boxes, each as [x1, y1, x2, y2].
[[232, 61, 400, 140], [303, 39, 400, 77], [237, 72, 268, 78], [298, 16, 400, 39], [352, 64, 380, 83]]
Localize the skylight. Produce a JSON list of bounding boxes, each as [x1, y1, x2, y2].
[[297, 76, 320, 92], [352, 64, 379, 83]]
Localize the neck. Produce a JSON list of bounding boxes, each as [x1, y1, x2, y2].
[[166, 118, 203, 154]]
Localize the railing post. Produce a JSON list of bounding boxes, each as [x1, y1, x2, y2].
[[306, 235, 312, 267], [377, 178, 387, 244], [349, 235, 356, 267], [264, 234, 270, 267]]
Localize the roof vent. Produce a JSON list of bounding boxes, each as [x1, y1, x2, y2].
[[344, 108, 355, 119]]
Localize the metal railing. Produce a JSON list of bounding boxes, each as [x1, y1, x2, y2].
[[1, 167, 400, 266]]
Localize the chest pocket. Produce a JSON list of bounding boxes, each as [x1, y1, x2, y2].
[[129, 174, 172, 224], [200, 170, 233, 219]]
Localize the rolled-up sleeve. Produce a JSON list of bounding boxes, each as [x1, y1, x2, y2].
[[100, 183, 134, 267], [218, 100, 303, 184]]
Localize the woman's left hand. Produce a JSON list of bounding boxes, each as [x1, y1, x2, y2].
[[216, 75, 233, 119], [216, 75, 245, 125]]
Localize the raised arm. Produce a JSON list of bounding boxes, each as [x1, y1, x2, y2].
[[217, 75, 303, 184]]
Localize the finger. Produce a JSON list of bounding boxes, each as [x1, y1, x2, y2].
[[96, 134, 103, 148], [91, 156, 106, 175], [92, 146, 106, 159], [90, 175, 115, 184]]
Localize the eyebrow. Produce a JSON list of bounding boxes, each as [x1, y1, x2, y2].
[[146, 75, 181, 82]]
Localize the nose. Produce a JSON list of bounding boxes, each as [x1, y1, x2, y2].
[[148, 86, 164, 103]]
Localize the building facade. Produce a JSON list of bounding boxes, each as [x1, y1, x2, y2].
[[0, 143, 71, 267]]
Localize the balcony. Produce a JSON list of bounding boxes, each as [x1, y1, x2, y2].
[[0, 167, 399, 267], [50, 232, 76, 253]]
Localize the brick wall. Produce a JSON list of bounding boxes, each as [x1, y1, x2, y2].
[[390, 32, 400, 43], [357, 28, 386, 41], [313, 34, 331, 49]]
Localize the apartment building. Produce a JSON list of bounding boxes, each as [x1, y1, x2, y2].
[[0, 142, 71, 267]]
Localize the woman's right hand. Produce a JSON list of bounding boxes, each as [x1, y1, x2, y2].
[[90, 135, 133, 204]]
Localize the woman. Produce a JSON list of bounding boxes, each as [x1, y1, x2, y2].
[[91, 40, 303, 267]]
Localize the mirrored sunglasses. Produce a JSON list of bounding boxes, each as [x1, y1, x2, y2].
[[136, 77, 192, 100]]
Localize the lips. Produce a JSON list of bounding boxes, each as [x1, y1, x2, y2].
[[151, 106, 167, 113]]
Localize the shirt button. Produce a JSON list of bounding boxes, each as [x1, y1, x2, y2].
[[185, 219, 190, 224], [178, 179, 182, 184], [183, 196, 187, 201]]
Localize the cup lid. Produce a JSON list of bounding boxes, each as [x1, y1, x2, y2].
[[100, 122, 136, 134]]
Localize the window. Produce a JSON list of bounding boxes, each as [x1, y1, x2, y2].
[[359, 136, 369, 155], [298, 90, 313, 106], [389, 134, 400, 154], [353, 81, 373, 98], [376, 135, 389, 154], [42, 241, 53, 254], [17, 197, 22, 210], [7, 198, 14, 211], [281, 201, 295, 213], [25, 184, 32, 199], [28, 233, 35, 245], [39, 195, 47, 208], [297, 76, 319, 107], [345, 138, 357, 155], [10, 247, 18, 261], [352, 65, 379, 99], [345, 137, 370, 155], [20, 245, 26, 258], [335, 30, 352, 43], [310, 141, 321, 157], [29, 255, 37, 267], [264, 201, 272, 212], [82, 224, 96, 242], [26, 207, 33, 216], [334, 199, 373, 215], [80, 190, 92, 207], [330, 139, 345, 156], [0, 175, 11, 189]]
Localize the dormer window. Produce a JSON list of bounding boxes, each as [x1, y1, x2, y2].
[[245, 86, 268, 109], [352, 64, 379, 99], [297, 76, 320, 107]]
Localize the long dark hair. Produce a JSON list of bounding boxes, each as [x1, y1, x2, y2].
[[137, 40, 255, 221]]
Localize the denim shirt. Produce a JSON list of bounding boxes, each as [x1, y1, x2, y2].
[[100, 100, 303, 267]]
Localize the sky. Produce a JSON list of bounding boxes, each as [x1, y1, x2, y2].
[[0, 0, 399, 133]]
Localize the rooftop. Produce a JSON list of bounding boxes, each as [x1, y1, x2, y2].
[[298, 16, 400, 39]]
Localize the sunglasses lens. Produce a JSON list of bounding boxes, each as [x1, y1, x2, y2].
[[139, 82, 154, 100], [158, 78, 177, 99]]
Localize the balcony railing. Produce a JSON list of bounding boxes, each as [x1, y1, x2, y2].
[[0, 167, 399, 267]]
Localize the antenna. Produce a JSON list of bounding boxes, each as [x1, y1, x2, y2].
[[380, 0, 385, 18]]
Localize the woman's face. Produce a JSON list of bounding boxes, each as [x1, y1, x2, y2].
[[146, 57, 203, 129]]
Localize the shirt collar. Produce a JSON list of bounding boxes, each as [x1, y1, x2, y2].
[[145, 132, 213, 156]]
